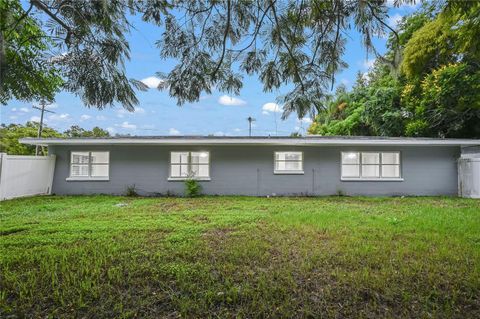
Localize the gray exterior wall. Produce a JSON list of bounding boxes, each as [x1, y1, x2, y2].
[[48, 145, 460, 196]]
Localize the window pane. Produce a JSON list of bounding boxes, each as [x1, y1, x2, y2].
[[342, 164, 360, 177], [362, 153, 380, 164], [171, 164, 189, 177], [275, 160, 302, 171], [91, 152, 109, 164], [382, 152, 400, 165], [362, 165, 380, 177], [342, 152, 360, 164], [191, 152, 209, 164], [286, 161, 302, 171], [275, 152, 302, 161], [191, 164, 209, 177], [382, 165, 400, 178], [71, 164, 89, 177], [171, 152, 188, 164], [71, 152, 89, 164], [91, 164, 109, 177]]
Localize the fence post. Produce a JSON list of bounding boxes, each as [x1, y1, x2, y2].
[[0, 153, 5, 200]]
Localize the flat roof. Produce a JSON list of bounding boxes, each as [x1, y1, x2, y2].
[[19, 136, 480, 146]]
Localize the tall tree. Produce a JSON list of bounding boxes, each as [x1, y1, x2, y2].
[[0, 122, 62, 155], [308, 1, 480, 138], [1, 0, 417, 119]]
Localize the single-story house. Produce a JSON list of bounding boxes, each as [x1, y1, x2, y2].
[[20, 136, 480, 197]]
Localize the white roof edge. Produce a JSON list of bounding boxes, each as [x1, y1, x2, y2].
[[19, 137, 480, 146]]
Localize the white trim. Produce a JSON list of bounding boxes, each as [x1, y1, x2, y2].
[[274, 170, 305, 175], [19, 137, 480, 147], [341, 178, 404, 182], [66, 177, 109, 181], [167, 177, 211, 181], [69, 151, 110, 180], [169, 151, 210, 179]]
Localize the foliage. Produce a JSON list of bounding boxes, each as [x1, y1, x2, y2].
[[1, 196, 479, 317], [0, 123, 111, 155], [125, 184, 138, 197], [0, 0, 63, 104], [1, 0, 419, 118], [64, 125, 110, 138], [308, 2, 480, 138], [0, 122, 62, 155], [184, 178, 201, 198]]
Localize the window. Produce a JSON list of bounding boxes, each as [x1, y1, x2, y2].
[[69, 151, 109, 179], [341, 152, 401, 180], [170, 151, 210, 179], [274, 152, 303, 174]]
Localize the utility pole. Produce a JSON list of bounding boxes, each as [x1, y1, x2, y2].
[[247, 116, 256, 137], [32, 99, 55, 155]]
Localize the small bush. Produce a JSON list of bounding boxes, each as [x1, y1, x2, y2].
[[184, 179, 201, 197], [125, 184, 138, 197]]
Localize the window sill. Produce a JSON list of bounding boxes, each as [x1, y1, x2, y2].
[[168, 177, 211, 181], [66, 177, 109, 182], [341, 178, 404, 182], [274, 171, 304, 175]]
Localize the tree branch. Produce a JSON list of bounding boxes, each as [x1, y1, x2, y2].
[[210, 0, 231, 77]]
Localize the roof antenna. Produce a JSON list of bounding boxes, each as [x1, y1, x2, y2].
[[247, 116, 256, 137]]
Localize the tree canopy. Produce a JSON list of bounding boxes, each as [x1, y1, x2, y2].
[[0, 123, 110, 155], [308, 1, 480, 138], [2, 0, 417, 117]]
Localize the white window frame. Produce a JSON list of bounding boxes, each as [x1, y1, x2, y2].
[[274, 151, 304, 175], [168, 151, 211, 181], [341, 151, 403, 181], [66, 151, 110, 181]]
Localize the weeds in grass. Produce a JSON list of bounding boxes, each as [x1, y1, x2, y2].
[[0, 196, 479, 318]]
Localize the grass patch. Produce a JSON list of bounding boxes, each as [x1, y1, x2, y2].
[[0, 196, 479, 318]]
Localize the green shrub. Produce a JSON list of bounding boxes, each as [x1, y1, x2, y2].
[[125, 184, 138, 197], [184, 179, 201, 197]]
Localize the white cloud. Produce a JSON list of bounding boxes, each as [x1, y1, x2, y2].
[[141, 76, 163, 89], [262, 110, 270, 115], [298, 117, 312, 125], [9, 115, 18, 120], [169, 128, 180, 135], [117, 107, 144, 118], [218, 95, 247, 106], [262, 102, 282, 113], [30, 116, 41, 122], [96, 115, 106, 121], [11, 108, 17, 112], [117, 121, 136, 130], [362, 58, 376, 70], [388, 13, 403, 29], [80, 114, 92, 121], [340, 78, 350, 86], [133, 107, 145, 114], [214, 131, 225, 136], [386, 0, 419, 8], [233, 128, 242, 132], [116, 109, 129, 118], [20, 107, 30, 113], [106, 127, 116, 134], [48, 113, 70, 121]]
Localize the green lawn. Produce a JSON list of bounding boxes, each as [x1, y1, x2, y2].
[[1, 196, 479, 318]]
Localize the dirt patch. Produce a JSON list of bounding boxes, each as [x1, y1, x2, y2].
[[202, 227, 236, 243], [0, 227, 28, 236]]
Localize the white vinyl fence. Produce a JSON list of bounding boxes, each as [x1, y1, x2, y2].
[[0, 153, 56, 201], [458, 157, 480, 199]]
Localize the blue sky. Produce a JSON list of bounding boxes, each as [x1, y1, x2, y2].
[[1, 2, 419, 136]]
